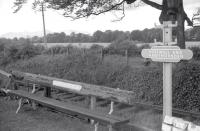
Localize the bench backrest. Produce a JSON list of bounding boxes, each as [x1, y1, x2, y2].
[[11, 70, 135, 104]]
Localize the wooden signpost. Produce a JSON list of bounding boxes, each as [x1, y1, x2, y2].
[[141, 21, 193, 120]]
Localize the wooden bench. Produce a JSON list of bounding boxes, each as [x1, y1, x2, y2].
[[6, 89, 129, 131], [1, 70, 134, 131], [11, 70, 135, 115]]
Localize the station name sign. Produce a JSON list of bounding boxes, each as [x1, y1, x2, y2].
[[141, 46, 193, 62]]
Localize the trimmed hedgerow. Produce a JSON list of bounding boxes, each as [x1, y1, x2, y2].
[[3, 51, 200, 111], [173, 61, 200, 111]]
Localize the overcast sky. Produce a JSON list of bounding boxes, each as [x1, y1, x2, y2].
[[0, 0, 199, 36]]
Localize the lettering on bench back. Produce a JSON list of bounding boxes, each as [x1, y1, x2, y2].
[[53, 80, 82, 91]]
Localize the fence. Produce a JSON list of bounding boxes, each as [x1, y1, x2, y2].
[[45, 47, 132, 66]]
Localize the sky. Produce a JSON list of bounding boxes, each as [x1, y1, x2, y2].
[[0, 0, 200, 37]]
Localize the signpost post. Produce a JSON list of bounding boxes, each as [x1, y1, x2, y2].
[[141, 21, 193, 120]]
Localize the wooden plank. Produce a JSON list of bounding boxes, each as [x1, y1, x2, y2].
[[70, 96, 85, 101], [0, 69, 11, 78], [7, 90, 129, 126], [117, 107, 135, 114], [14, 80, 40, 89], [57, 92, 68, 97], [11, 70, 134, 104], [62, 94, 79, 99]]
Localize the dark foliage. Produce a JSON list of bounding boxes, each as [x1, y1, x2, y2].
[[189, 47, 200, 60], [185, 27, 200, 41], [173, 61, 200, 111], [0, 44, 44, 66], [105, 40, 150, 57]]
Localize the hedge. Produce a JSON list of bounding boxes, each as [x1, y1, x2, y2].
[[173, 61, 200, 111], [3, 53, 200, 111]]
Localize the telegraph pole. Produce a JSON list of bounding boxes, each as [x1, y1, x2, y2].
[[41, 2, 50, 97], [41, 2, 47, 48]]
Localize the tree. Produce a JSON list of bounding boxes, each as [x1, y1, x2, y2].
[[131, 30, 142, 42], [92, 30, 104, 42], [13, 0, 193, 48], [192, 7, 200, 27]]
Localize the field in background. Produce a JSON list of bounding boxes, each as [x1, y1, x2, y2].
[[34, 42, 111, 49], [35, 41, 200, 49]]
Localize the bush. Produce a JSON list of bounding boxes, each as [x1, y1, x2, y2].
[[6, 54, 103, 83], [0, 44, 43, 66], [0, 43, 5, 52], [106, 40, 141, 57], [189, 47, 200, 60], [90, 44, 103, 50], [138, 44, 150, 51], [45, 46, 64, 55], [44, 45, 84, 55], [173, 61, 200, 111], [18, 44, 44, 59]]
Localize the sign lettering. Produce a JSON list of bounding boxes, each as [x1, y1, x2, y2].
[[141, 46, 193, 62]]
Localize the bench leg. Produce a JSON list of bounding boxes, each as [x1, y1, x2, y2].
[[94, 122, 99, 131], [44, 86, 51, 97], [108, 101, 114, 115], [31, 84, 37, 110], [90, 96, 96, 125], [16, 98, 23, 114], [108, 101, 114, 131], [108, 125, 113, 131], [32, 101, 37, 110]]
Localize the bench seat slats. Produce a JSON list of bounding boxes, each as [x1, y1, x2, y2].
[[7, 90, 129, 126]]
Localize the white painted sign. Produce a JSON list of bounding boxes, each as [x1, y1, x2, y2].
[[53, 80, 82, 91], [162, 116, 200, 131], [141, 46, 193, 62]]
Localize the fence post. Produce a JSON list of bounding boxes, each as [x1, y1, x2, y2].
[[83, 48, 86, 55], [32, 84, 37, 110], [100, 48, 104, 61], [67, 47, 69, 55], [3, 47, 5, 57], [125, 50, 129, 66]]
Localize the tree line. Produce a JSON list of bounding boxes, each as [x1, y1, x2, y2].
[[0, 27, 199, 46], [185, 27, 200, 41], [30, 28, 163, 43]]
